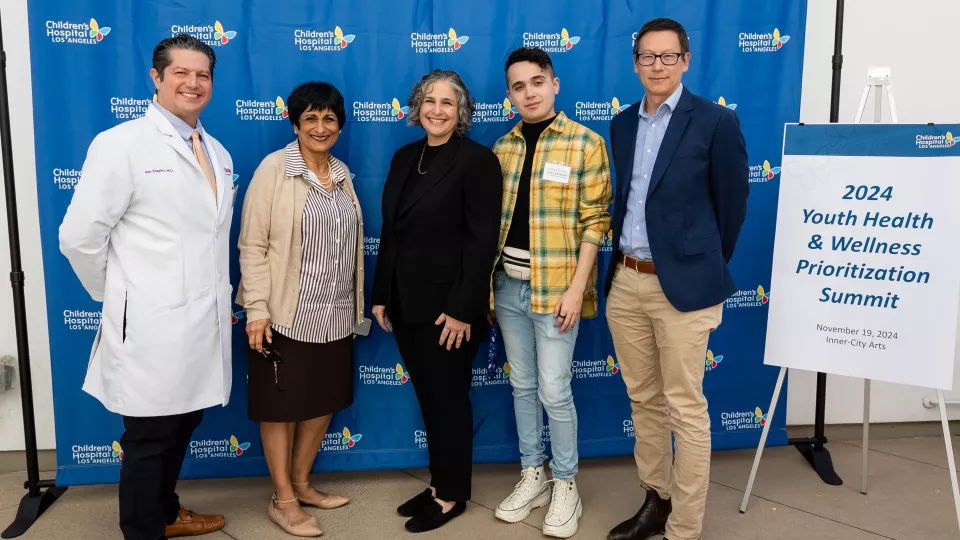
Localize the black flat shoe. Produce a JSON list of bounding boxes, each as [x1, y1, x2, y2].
[[404, 500, 466, 533], [397, 488, 434, 517]]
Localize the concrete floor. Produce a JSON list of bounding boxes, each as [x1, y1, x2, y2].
[[1, 436, 958, 539]]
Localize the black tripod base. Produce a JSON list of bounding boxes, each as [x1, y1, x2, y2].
[[1, 485, 67, 538], [793, 442, 843, 486]]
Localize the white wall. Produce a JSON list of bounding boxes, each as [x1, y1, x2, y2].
[[1, 0, 960, 453], [0, 0, 56, 451], [787, 0, 960, 425]]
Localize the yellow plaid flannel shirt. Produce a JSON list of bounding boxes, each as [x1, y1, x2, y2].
[[492, 112, 613, 318]]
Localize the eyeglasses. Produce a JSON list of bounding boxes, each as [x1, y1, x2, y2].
[[635, 52, 683, 66]]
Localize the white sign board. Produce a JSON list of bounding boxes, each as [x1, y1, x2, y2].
[[764, 124, 960, 390]]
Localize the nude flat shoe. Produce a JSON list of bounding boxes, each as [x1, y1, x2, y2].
[[292, 482, 350, 510], [267, 493, 323, 537]]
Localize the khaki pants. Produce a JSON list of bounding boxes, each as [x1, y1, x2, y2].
[[606, 263, 722, 540]]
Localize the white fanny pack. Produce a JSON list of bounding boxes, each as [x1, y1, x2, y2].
[[501, 247, 531, 281]]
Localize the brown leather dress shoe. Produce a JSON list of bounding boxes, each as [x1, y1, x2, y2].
[[164, 506, 226, 537]]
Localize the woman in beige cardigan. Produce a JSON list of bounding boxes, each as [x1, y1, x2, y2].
[[236, 81, 364, 537]]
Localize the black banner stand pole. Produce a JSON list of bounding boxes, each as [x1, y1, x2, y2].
[[1, 9, 67, 538], [785, 0, 845, 487]]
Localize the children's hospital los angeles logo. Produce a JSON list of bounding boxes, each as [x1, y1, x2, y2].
[[321, 427, 362, 452], [916, 131, 957, 149], [109, 94, 154, 120], [359, 362, 411, 386], [171, 21, 237, 47], [739, 28, 790, 53], [64, 308, 100, 331], [575, 97, 630, 123], [294, 25, 355, 52], [411, 28, 468, 53], [750, 160, 781, 183], [705, 350, 723, 372], [71, 440, 123, 465], [523, 28, 580, 53], [53, 166, 82, 191], [473, 98, 518, 124], [190, 435, 252, 459], [573, 355, 620, 379], [236, 96, 288, 121], [353, 98, 408, 122], [721, 407, 768, 431], [725, 285, 770, 309], [45, 18, 111, 44]]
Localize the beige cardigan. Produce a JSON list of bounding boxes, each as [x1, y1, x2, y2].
[[235, 147, 365, 328]]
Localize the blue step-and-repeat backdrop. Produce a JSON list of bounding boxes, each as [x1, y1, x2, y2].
[[27, 0, 805, 486]]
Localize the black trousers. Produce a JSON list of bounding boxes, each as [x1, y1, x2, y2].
[[119, 409, 203, 540], [391, 301, 482, 502]]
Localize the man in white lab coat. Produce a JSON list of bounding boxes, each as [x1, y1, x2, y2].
[[59, 34, 236, 540]]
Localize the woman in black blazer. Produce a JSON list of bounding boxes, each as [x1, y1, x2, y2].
[[371, 69, 502, 533]]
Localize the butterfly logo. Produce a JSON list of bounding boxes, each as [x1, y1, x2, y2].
[[229, 435, 251, 456], [391, 98, 409, 119], [447, 28, 469, 50], [756, 286, 770, 304], [111, 441, 124, 460], [231, 310, 244, 324], [231, 173, 240, 185], [610, 97, 628, 115], [503, 362, 511, 379], [754, 407, 769, 426], [947, 132, 956, 147], [334, 26, 355, 49], [214, 21, 237, 45], [705, 350, 723, 370], [560, 28, 580, 50], [275, 97, 288, 118], [502, 98, 518, 119], [341, 427, 362, 448], [395, 363, 410, 384], [605, 355, 620, 374], [772, 28, 790, 49], [762, 160, 781, 180], [89, 19, 111, 41], [717, 96, 737, 111]]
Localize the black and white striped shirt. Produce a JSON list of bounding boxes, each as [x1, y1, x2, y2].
[[271, 141, 358, 344]]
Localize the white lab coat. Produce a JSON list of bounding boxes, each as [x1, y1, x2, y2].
[[59, 105, 236, 417]]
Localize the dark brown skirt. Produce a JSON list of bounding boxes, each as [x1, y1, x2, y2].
[[247, 330, 354, 423]]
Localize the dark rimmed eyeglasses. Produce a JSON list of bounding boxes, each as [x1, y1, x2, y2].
[[635, 52, 683, 66]]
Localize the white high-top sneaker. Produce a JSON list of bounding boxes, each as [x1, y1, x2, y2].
[[494, 465, 552, 523], [542, 477, 582, 538]]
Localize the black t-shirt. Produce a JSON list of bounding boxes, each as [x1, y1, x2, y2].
[[400, 139, 449, 208], [504, 115, 557, 251]]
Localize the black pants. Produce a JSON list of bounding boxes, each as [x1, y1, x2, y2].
[[119, 409, 203, 540], [391, 304, 481, 502]]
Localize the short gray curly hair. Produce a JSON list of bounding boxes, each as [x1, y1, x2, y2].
[[406, 69, 475, 137]]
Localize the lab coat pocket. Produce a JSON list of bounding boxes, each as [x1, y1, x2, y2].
[[218, 281, 234, 326]]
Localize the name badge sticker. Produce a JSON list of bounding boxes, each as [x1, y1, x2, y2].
[[542, 162, 571, 184]]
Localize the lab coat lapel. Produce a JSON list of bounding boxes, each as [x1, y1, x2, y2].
[[146, 107, 219, 218]]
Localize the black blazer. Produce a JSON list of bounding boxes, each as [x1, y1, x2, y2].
[[371, 135, 503, 325]]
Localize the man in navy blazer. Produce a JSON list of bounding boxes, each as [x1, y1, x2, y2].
[[604, 18, 748, 540]]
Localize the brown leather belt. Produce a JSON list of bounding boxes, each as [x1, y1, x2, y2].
[[619, 252, 656, 274]]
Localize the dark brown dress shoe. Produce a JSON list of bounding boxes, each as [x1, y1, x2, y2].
[[164, 506, 226, 537]]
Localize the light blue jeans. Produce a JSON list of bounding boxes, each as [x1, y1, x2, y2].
[[493, 271, 580, 480]]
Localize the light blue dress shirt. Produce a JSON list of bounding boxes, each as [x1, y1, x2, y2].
[[619, 83, 684, 261], [150, 101, 211, 163]]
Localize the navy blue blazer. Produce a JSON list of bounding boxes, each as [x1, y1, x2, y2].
[[604, 87, 749, 312]]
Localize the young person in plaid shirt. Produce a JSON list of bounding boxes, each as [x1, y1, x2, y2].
[[490, 47, 612, 538]]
